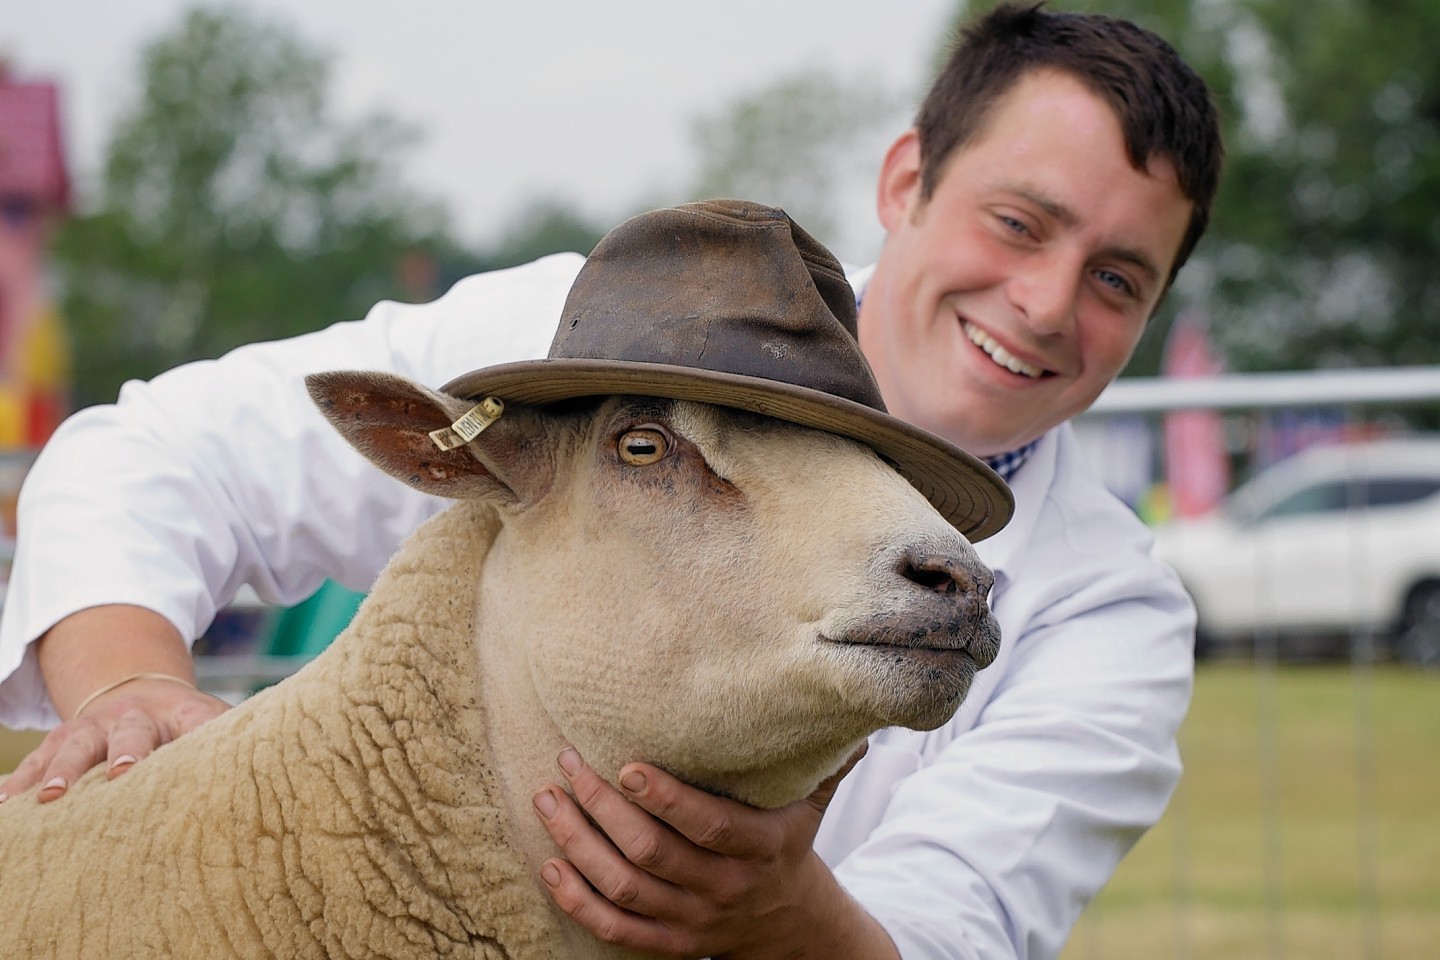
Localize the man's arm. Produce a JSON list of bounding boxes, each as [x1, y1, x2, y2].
[[38, 606, 192, 721], [0, 605, 229, 801], [0, 255, 582, 783], [0, 312, 445, 727], [0, 311, 445, 799]]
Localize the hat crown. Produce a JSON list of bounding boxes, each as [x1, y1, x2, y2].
[[551, 199, 886, 412], [440, 198, 1013, 540]]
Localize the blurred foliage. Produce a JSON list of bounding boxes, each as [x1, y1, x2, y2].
[[53, 7, 463, 408], [942, 0, 1440, 376], [687, 68, 901, 244], [474, 198, 606, 273], [51, 6, 617, 409]]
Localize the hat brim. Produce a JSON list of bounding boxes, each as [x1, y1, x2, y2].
[[442, 359, 1013, 541]]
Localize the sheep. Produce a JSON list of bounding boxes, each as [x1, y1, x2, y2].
[[0, 194, 1010, 957], [0, 372, 1000, 959]]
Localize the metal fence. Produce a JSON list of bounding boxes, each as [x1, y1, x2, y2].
[[1064, 366, 1440, 960]]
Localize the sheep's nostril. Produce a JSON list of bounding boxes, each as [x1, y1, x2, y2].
[[909, 567, 959, 593], [901, 553, 973, 596]]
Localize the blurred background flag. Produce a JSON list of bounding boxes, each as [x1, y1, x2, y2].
[[1162, 310, 1229, 518]]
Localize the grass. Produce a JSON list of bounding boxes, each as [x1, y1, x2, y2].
[[0, 726, 42, 777], [3, 664, 1436, 957], [1062, 663, 1440, 960]]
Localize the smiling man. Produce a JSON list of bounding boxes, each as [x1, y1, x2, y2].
[[861, 61, 1203, 459], [0, 4, 1222, 959]]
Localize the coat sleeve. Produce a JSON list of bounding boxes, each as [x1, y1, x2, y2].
[[0, 254, 583, 728], [830, 433, 1197, 960]]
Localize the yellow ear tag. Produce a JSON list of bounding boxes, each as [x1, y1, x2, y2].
[[429, 397, 505, 451]]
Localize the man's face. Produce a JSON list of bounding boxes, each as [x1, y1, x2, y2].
[[859, 69, 1193, 458]]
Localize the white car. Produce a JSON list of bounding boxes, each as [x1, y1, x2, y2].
[[1151, 436, 1440, 665]]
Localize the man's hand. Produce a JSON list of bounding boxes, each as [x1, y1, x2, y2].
[[0, 680, 229, 802], [531, 744, 900, 960], [0, 603, 229, 803]]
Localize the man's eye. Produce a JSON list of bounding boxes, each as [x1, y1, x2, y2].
[[1096, 269, 1136, 297], [999, 215, 1030, 236]]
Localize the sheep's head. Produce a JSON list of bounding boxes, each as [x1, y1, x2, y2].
[[309, 371, 1000, 808]]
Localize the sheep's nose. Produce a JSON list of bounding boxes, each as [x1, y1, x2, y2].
[[898, 549, 993, 601]]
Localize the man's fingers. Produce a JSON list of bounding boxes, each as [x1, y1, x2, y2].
[[533, 747, 852, 957], [535, 788, 673, 915], [104, 709, 165, 779], [0, 686, 233, 801], [168, 691, 230, 736], [563, 752, 678, 871], [536, 752, 698, 904], [31, 723, 109, 802], [618, 742, 870, 860], [615, 761, 781, 861], [538, 856, 695, 956]]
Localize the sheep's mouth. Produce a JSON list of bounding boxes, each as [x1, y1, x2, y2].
[[822, 623, 999, 670], [823, 616, 1002, 667], [843, 642, 982, 671], [820, 630, 991, 730]]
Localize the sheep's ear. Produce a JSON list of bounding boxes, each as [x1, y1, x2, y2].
[[305, 371, 553, 504]]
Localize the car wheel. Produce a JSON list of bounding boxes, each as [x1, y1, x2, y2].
[[1396, 583, 1440, 669]]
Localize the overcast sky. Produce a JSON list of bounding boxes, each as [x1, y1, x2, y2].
[[8, 1, 959, 262]]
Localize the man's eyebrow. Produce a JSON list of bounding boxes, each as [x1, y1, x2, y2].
[[1002, 182, 1077, 226], [999, 182, 1163, 284]]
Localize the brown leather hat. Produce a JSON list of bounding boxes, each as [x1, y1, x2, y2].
[[442, 199, 1012, 541]]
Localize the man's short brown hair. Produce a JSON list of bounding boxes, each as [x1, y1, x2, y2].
[[917, 2, 1224, 286]]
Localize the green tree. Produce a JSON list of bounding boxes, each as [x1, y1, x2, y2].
[[474, 198, 608, 272], [1199, 0, 1440, 374], [686, 68, 902, 248], [54, 6, 457, 407]]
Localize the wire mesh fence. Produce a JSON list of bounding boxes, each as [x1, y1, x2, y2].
[[1063, 367, 1440, 960]]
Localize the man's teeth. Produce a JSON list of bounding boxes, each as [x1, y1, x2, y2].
[[964, 323, 1044, 379]]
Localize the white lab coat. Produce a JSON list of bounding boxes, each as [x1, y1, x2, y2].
[[0, 253, 1194, 960]]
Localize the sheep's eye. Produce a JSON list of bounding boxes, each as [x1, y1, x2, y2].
[[618, 428, 669, 466]]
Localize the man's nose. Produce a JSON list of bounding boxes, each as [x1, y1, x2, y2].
[[1008, 253, 1080, 335]]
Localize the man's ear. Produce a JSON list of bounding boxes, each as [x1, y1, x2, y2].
[[305, 371, 554, 504], [876, 128, 924, 233]]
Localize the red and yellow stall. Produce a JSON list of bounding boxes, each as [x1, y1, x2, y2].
[[0, 67, 71, 582]]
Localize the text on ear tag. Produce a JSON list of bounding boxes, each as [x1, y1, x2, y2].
[[429, 396, 505, 450]]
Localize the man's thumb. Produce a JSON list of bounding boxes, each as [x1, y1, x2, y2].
[[804, 740, 869, 816]]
